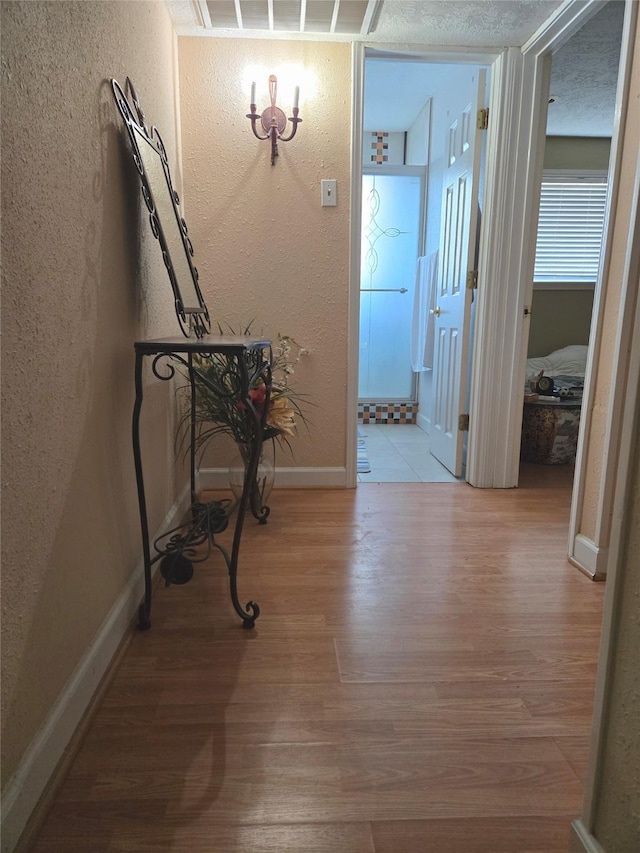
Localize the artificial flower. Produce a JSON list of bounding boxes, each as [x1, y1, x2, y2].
[[267, 397, 296, 437], [179, 324, 310, 455]]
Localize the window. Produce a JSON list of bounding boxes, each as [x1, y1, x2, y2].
[[534, 170, 608, 285]]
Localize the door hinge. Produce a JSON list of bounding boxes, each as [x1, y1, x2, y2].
[[524, 306, 532, 317], [466, 270, 478, 290], [477, 108, 489, 130], [458, 413, 470, 431]]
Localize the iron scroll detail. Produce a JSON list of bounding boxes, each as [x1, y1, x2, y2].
[[111, 77, 211, 338]]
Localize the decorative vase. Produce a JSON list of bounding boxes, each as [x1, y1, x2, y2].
[[228, 442, 275, 509]]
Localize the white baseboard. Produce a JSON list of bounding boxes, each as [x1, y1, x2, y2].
[[416, 411, 431, 434], [571, 534, 609, 579], [0, 484, 192, 853], [570, 820, 605, 853], [199, 466, 347, 490]]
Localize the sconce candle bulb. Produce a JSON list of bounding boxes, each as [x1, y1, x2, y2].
[[246, 74, 302, 166]]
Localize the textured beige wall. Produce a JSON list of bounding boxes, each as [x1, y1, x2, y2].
[[177, 37, 352, 469], [1, 1, 183, 788], [593, 425, 640, 851], [579, 20, 640, 540]]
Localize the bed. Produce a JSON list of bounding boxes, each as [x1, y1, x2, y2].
[[525, 344, 588, 396], [521, 345, 588, 464]]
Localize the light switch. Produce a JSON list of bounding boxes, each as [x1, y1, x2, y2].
[[321, 179, 337, 207]]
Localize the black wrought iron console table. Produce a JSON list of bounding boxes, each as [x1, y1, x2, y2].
[[132, 335, 272, 631]]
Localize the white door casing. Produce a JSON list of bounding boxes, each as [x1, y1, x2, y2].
[[430, 70, 486, 477]]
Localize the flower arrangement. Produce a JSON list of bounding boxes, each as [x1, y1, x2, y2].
[[180, 325, 310, 459]]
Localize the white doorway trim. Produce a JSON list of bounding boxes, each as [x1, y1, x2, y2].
[[466, 45, 534, 487], [348, 43, 501, 487], [347, 41, 365, 489], [348, 42, 546, 488], [567, 0, 639, 577]]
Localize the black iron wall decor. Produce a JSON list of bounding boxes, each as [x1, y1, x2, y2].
[[111, 77, 211, 338]]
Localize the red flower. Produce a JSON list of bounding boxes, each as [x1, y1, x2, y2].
[[250, 383, 267, 405], [237, 383, 267, 411]]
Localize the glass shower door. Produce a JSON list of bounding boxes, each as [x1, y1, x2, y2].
[[359, 169, 424, 400]]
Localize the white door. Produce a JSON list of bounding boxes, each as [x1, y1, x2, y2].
[[430, 70, 486, 477]]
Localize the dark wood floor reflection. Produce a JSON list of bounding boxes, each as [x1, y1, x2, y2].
[[29, 468, 604, 852]]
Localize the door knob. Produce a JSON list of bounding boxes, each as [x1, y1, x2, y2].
[[430, 307, 442, 316]]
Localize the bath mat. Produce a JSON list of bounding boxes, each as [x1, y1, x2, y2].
[[357, 437, 371, 473]]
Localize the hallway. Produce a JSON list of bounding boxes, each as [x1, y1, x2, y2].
[[27, 471, 603, 852]]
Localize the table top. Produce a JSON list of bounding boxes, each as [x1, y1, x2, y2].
[[134, 335, 272, 355]]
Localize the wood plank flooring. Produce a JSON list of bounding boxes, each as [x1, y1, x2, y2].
[[28, 466, 604, 852]]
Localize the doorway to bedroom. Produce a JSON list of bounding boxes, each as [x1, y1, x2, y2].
[[519, 1, 622, 478]]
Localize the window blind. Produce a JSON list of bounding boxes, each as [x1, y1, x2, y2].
[[534, 171, 608, 284]]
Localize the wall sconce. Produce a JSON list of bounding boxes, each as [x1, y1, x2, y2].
[[246, 75, 302, 166]]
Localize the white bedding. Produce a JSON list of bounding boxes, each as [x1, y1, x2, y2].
[[525, 344, 588, 381]]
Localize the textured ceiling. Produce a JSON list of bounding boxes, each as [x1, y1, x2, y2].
[[371, 0, 564, 47], [546, 0, 623, 137], [167, 0, 565, 44], [167, 0, 624, 137], [363, 2, 623, 136]]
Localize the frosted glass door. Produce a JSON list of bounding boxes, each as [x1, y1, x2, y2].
[[359, 171, 423, 400]]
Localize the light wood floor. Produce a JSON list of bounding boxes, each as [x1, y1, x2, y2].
[[29, 466, 605, 852]]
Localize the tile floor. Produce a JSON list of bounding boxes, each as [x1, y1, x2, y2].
[[357, 424, 460, 483]]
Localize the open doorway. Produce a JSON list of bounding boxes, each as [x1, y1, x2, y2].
[[357, 55, 489, 484], [519, 2, 624, 487]]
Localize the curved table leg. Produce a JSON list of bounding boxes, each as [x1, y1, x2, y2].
[[226, 361, 265, 628], [132, 351, 152, 630]]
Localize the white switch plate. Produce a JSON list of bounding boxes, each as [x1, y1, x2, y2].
[[321, 179, 337, 207]]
